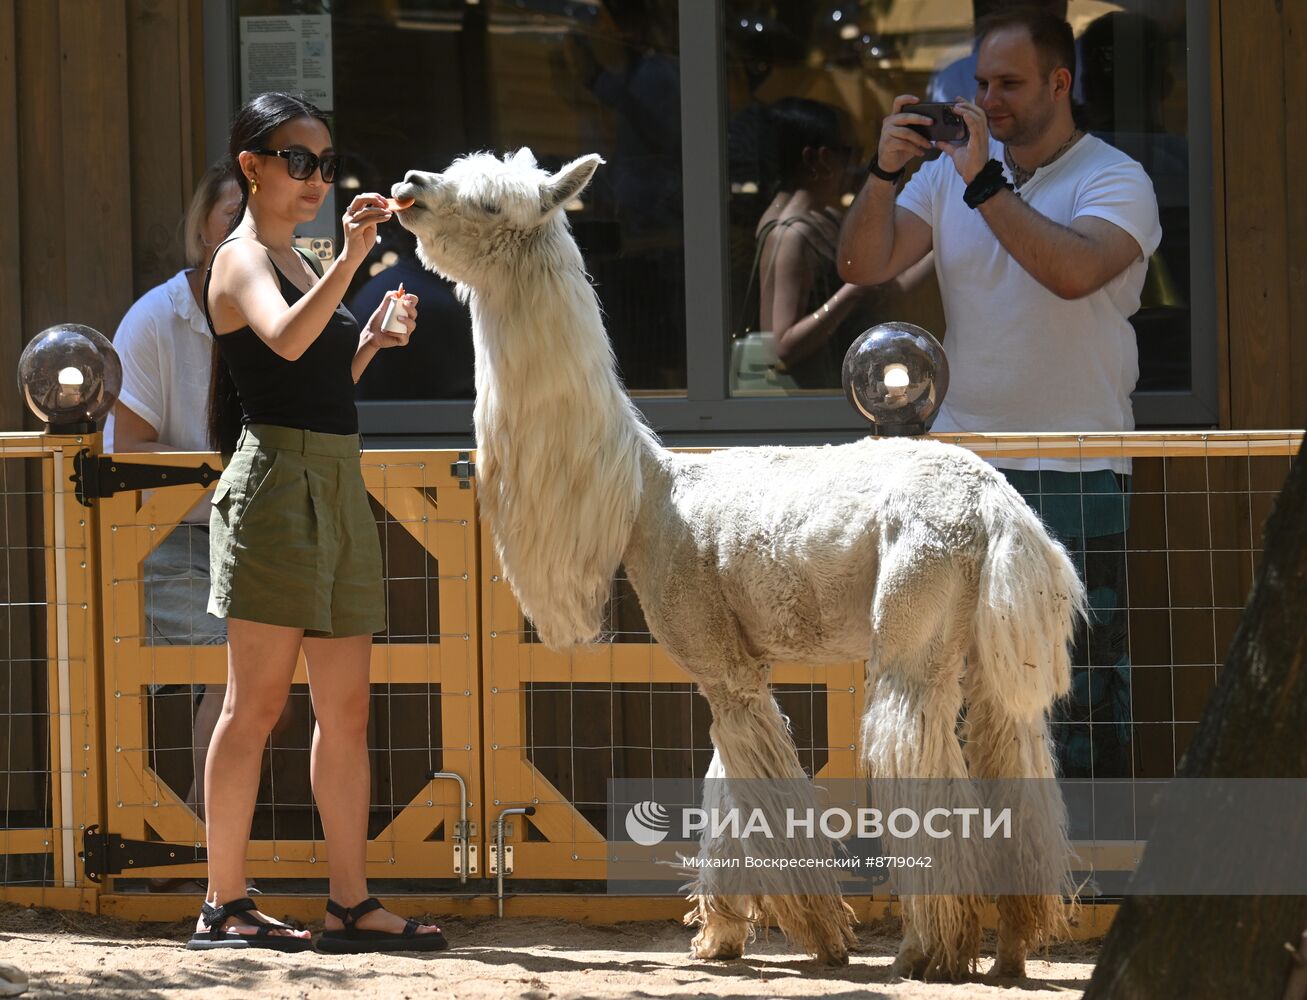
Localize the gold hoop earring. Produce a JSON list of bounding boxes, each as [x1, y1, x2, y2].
[[250, 179, 259, 196]]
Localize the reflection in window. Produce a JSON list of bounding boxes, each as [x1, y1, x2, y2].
[[724, 1, 1191, 398], [239, 0, 687, 398], [733, 97, 881, 394], [1077, 9, 1190, 392]]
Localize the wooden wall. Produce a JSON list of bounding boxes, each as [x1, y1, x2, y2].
[[1221, 0, 1307, 430], [0, 0, 203, 432], [0, 0, 1303, 432], [0, 3, 21, 433]]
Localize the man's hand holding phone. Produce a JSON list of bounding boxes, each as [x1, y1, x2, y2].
[[875, 95, 938, 175], [939, 99, 992, 185]]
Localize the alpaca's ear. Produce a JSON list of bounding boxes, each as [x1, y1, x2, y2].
[[542, 154, 603, 214], [510, 147, 537, 168]]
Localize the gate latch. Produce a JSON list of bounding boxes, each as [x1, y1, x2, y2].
[[450, 453, 476, 489]]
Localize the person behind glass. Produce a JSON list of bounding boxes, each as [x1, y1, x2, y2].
[[565, 0, 685, 389], [754, 97, 876, 387], [838, 9, 1161, 779], [191, 92, 445, 952]]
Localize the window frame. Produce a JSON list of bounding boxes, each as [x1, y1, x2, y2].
[[208, 0, 1218, 445]]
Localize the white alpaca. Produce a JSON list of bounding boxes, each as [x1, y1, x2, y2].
[[393, 150, 1084, 980]]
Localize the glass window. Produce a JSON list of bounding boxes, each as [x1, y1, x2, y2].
[[236, 0, 686, 399], [723, 1, 1197, 402], [1075, 4, 1191, 394], [218, 0, 1211, 433]]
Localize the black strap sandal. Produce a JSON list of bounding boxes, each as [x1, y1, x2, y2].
[[316, 897, 449, 954], [186, 896, 313, 952]]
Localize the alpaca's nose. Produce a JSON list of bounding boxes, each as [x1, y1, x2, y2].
[[393, 170, 438, 204]]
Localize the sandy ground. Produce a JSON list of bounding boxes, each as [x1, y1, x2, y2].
[[0, 904, 1096, 999]]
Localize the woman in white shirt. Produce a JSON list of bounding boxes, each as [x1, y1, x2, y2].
[[108, 162, 241, 460]]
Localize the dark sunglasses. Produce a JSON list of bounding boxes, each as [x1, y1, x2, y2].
[[250, 147, 341, 183]]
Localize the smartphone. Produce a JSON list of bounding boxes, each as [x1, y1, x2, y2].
[[292, 236, 335, 264], [904, 102, 970, 143]]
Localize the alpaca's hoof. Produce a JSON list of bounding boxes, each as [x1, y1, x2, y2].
[[889, 950, 929, 980], [690, 927, 746, 961], [817, 946, 849, 967], [891, 953, 969, 983], [992, 956, 1026, 979]]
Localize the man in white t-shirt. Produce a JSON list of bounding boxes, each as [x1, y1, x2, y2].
[[838, 7, 1161, 779], [840, 9, 1161, 458]]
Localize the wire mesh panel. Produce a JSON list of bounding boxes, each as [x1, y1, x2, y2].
[[939, 431, 1302, 878], [483, 433, 1302, 895], [483, 526, 861, 886], [0, 434, 103, 911], [96, 449, 480, 903]]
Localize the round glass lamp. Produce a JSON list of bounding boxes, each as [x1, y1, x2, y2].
[[17, 324, 122, 434], [842, 322, 949, 436]]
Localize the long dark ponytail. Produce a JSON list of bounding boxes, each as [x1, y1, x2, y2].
[[206, 92, 332, 455]]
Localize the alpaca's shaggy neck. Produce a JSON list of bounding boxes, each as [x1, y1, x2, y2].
[[470, 223, 658, 648]]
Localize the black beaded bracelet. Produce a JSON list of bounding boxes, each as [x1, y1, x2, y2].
[[963, 159, 1013, 209], [867, 156, 904, 184]]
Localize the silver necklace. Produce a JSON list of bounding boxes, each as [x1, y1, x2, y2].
[[1004, 128, 1083, 189]]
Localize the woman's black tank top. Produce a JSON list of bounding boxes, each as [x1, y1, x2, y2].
[[203, 236, 360, 435]]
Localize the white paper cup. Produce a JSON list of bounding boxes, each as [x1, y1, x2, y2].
[[380, 296, 409, 335]]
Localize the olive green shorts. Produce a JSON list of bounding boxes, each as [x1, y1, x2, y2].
[[207, 424, 386, 638]]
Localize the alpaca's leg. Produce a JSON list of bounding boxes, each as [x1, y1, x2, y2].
[[685, 749, 755, 962], [685, 676, 856, 966], [992, 895, 1047, 979], [861, 552, 983, 982], [863, 668, 984, 980], [685, 893, 756, 961], [960, 680, 1073, 979]]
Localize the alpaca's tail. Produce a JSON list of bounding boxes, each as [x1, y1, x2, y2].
[[975, 476, 1086, 721], [967, 473, 1087, 948]]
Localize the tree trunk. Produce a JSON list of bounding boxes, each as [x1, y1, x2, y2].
[[1084, 436, 1307, 999]]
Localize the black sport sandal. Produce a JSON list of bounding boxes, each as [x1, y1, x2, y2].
[[186, 897, 313, 952], [316, 897, 449, 954]]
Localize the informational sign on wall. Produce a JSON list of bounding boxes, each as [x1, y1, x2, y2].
[[239, 15, 334, 112], [238, 14, 336, 239]]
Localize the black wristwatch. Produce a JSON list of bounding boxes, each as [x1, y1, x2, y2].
[[867, 156, 904, 184]]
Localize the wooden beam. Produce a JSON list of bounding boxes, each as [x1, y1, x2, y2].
[[127, 0, 190, 296], [1286, 0, 1307, 430], [1208, 0, 1230, 429], [58, 0, 133, 339], [0, 5, 21, 432], [1222, 0, 1291, 428], [186, 0, 206, 179], [16, 1, 66, 344]]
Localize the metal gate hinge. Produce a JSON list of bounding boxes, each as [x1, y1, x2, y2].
[[71, 449, 220, 508], [79, 825, 207, 882], [451, 453, 476, 489]]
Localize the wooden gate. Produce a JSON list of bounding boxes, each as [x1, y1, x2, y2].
[[0, 433, 102, 912], [93, 449, 482, 920]]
